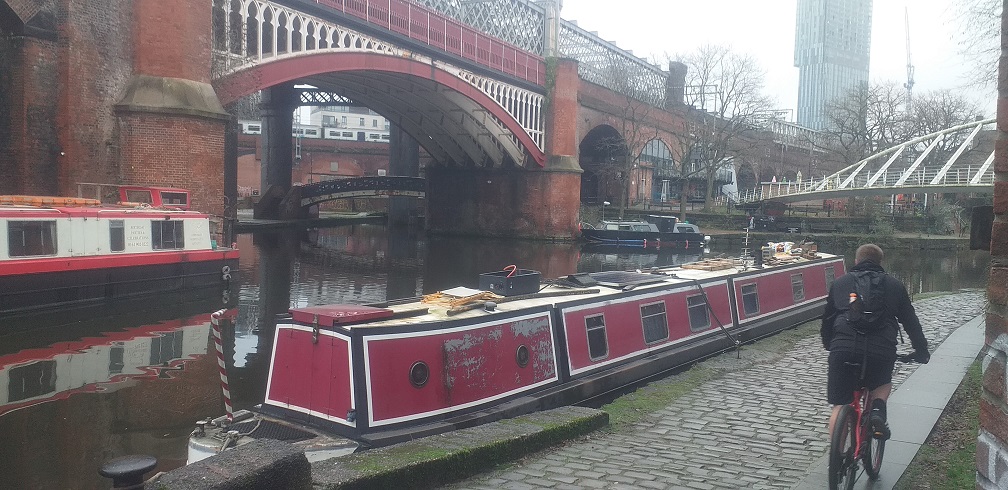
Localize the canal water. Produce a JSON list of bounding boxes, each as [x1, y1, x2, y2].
[[0, 225, 991, 489]]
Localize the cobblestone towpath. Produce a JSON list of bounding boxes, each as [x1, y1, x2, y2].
[[443, 291, 986, 490]]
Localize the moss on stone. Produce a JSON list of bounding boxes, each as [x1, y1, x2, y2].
[[313, 407, 607, 489]]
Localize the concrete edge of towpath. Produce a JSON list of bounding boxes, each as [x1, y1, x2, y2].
[[310, 405, 608, 489], [153, 405, 608, 490]]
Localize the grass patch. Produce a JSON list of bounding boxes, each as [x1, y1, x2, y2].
[[895, 357, 981, 490]]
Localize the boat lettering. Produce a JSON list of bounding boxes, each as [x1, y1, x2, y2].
[[127, 223, 150, 248]]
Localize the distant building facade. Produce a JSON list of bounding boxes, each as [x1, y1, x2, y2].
[[307, 106, 391, 143], [794, 0, 873, 130]]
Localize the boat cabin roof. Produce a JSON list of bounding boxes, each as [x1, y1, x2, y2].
[[0, 202, 208, 219], [599, 220, 659, 232], [287, 253, 838, 330]]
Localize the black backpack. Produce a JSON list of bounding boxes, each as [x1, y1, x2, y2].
[[846, 271, 889, 333]]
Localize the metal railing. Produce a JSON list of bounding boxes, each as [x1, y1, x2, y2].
[[312, 0, 545, 85]]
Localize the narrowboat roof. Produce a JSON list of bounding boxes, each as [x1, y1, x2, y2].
[[287, 252, 839, 330], [0, 202, 209, 219]]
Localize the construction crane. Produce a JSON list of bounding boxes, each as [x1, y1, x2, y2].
[[904, 6, 915, 113]]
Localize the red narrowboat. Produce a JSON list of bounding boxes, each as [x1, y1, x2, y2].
[[235, 247, 843, 450]]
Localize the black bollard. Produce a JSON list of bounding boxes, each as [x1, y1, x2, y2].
[[99, 455, 157, 489]]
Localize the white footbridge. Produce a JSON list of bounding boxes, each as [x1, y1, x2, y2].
[[737, 118, 996, 204]]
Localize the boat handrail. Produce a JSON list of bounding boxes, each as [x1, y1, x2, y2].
[[0, 195, 101, 207], [97, 205, 193, 214]]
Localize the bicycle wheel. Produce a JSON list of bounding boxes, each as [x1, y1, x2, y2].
[[828, 404, 858, 490], [862, 413, 886, 479]]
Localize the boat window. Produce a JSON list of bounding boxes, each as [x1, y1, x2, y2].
[[8, 220, 57, 257], [159, 191, 188, 208], [687, 294, 710, 331], [632, 224, 651, 231], [676, 225, 698, 233], [825, 266, 836, 289], [741, 283, 760, 315], [618, 225, 632, 231], [6, 361, 57, 402], [109, 220, 125, 252], [640, 301, 669, 344], [151, 220, 185, 250], [585, 314, 609, 360], [125, 189, 153, 204], [791, 273, 805, 302]]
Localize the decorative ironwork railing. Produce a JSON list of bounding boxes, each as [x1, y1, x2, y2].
[[300, 176, 426, 205], [312, 0, 545, 85], [416, 0, 669, 106]]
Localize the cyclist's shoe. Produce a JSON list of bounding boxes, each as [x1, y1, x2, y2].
[[870, 411, 891, 440]]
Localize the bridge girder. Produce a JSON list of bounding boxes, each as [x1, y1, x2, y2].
[[212, 0, 545, 166], [740, 118, 997, 205], [311, 73, 476, 165]]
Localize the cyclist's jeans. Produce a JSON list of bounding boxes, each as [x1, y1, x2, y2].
[[826, 350, 895, 405]]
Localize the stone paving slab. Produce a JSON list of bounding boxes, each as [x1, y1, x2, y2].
[[443, 291, 986, 490]]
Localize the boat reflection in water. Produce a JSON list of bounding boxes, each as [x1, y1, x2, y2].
[[0, 292, 234, 489], [578, 242, 709, 272], [0, 312, 230, 417]]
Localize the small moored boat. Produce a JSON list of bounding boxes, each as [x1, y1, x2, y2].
[[580, 215, 710, 248]]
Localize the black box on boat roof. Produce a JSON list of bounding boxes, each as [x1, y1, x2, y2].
[[479, 269, 541, 297]]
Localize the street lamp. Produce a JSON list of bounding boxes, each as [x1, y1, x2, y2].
[[602, 201, 610, 222]]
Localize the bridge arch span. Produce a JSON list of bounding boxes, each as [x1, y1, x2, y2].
[[215, 51, 544, 168]]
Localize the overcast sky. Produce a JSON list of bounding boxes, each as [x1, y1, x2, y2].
[[559, 0, 996, 118]]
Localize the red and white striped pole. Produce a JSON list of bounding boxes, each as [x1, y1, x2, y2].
[[211, 309, 233, 423]]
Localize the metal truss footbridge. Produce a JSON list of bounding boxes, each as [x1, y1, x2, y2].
[[738, 118, 996, 204]]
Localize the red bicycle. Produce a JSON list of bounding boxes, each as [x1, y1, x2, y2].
[[828, 353, 919, 489]]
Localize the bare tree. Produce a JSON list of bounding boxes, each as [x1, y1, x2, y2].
[[588, 63, 660, 219], [668, 45, 775, 212], [911, 89, 985, 136], [952, 0, 1001, 89], [909, 88, 987, 171], [819, 82, 912, 165]]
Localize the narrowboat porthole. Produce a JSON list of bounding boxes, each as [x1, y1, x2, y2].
[[516, 345, 530, 367], [409, 361, 429, 388]]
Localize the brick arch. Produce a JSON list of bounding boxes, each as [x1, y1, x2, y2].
[[214, 51, 543, 167], [578, 124, 628, 205]]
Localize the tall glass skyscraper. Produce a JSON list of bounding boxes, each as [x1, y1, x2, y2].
[[794, 0, 873, 130]]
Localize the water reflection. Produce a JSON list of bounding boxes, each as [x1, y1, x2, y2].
[[0, 224, 990, 489], [0, 300, 232, 489]]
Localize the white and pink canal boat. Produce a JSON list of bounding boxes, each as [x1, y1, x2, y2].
[[201, 245, 843, 454], [0, 193, 239, 322]]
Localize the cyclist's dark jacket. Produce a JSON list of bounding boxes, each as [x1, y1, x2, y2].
[[820, 260, 927, 359]]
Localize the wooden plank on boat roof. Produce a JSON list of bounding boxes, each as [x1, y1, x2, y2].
[[680, 258, 736, 271]]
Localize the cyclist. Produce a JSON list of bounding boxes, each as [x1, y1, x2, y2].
[[821, 244, 930, 438]]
